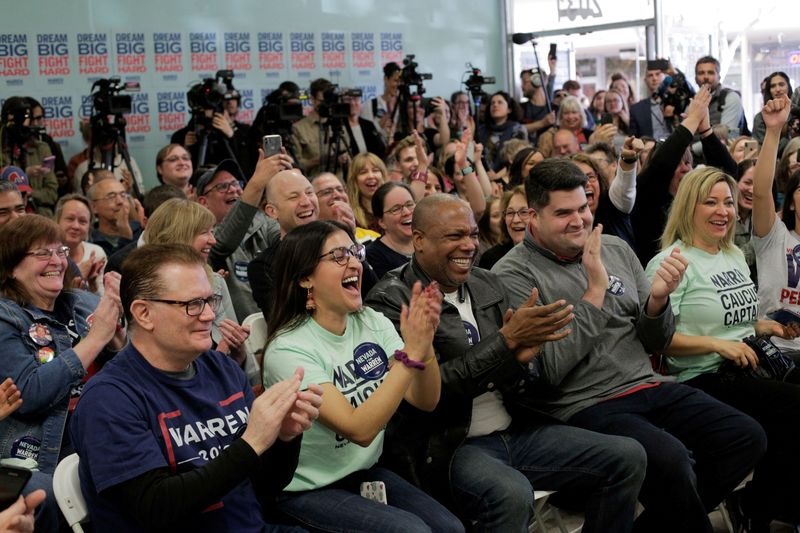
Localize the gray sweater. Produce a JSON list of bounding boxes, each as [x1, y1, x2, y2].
[[491, 231, 675, 420]]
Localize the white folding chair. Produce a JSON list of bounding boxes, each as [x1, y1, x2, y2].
[[528, 490, 570, 533], [52, 453, 88, 533], [242, 312, 267, 355]]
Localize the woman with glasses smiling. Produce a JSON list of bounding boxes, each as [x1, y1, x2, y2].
[[366, 182, 416, 280], [479, 186, 529, 270], [263, 220, 462, 533], [0, 215, 126, 530]]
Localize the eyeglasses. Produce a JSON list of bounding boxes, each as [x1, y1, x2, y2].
[[584, 172, 600, 182], [26, 246, 70, 260], [144, 294, 223, 317], [206, 179, 242, 194], [386, 200, 416, 216], [316, 185, 346, 199], [93, 191, 129, 202], [319, 243, 366, 265], [554, 92, 567, 99], [163, 154, 192, 163], [504, 208, 532, 220]]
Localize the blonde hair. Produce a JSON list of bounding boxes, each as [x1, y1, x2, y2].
[[660, 167, 738, 251], [143, 198, 216, 246], [346, 152, 387, 229]]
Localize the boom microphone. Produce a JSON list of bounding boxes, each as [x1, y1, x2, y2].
[[512, 32, 536, 45]]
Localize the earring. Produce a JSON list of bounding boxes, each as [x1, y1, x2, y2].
[[305, 286, 316, 311]]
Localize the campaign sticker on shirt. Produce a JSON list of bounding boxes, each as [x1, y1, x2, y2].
[[10, 436, 41, 461], [37, 346, 55, 363], [86, 313, 94, 327], [463, 320, 480, 346], [28, 323, 52, 346], [607, 275, 626, 296], [353, 342, 388, 380], [234, 261, 249, 282], [793, 244, 800, 264]]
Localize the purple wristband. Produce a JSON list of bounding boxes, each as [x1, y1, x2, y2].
[[394, 350, 426, 370]]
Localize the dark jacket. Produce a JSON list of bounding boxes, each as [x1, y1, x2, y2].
[[365, 258, 558, 508], [345, 118, 387, 158], [630, 125, 737, 266], [629, 98, 654, 138]]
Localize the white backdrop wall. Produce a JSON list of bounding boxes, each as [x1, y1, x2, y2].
[[1, 0, 506, 188]]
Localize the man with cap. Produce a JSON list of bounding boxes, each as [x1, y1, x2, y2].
[[520, 56, 557, 144], [0, 167, 32, 220], [70, 242, 322, 532], [365, 194, 647, 532], [199, 152, 293, 319]]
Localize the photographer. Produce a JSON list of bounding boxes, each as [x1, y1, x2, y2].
[[291, 78, 350, 177], [0, 97, 59, 217], [361, 62, 403, 144], [520, 63, 556, 144], [630, 60, 673, 140], [248, 81, 303, 168], [24, 98, 69, 197], [172, 75, 250, 171]]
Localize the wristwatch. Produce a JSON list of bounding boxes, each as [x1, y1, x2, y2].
[[459, 165, 474, 176], [621, 154, 637, 164]]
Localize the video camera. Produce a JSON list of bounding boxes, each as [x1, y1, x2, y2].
[[464, 64, 496, 97], [654, 66, 694, 118], [401, 54, 432, 97], [317, 85, 356, 120], [91, 77, 139, 116]]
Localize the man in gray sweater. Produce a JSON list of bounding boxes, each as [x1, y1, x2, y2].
[[492, 158, 766, 533]]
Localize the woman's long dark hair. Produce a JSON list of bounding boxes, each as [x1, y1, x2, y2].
[[265, 220, 355, 348], [508, 147, 537, 188], [762, 72, 793, 105]]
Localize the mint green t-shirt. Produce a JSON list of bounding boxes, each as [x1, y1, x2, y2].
[[262, 307, 404, 491], [645, 241, 757, 382]]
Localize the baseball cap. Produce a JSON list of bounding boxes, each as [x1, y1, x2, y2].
[[0, 166, 32, 193], [193, 159, 246, 196]]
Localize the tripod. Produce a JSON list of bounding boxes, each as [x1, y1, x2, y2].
[[193, 112, 237, 169], [321, 116, 348, 175], [89, 113, 143, 201]]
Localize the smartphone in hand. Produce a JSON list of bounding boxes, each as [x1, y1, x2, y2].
[[262, 135, 282, 158], [0, 465, 32, 508], [42, 155, 56, 172]]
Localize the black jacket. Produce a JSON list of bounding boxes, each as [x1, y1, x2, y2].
[[345, 118, 387, 158], [365, 258, 559, 509]]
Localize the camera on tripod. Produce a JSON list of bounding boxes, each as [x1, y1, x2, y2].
[[464, 64, 496, 97], [317, 85, 353, 120], [187, 72, 229, 127], [92, 77, 139, 116], [401, 54, 432, 97]]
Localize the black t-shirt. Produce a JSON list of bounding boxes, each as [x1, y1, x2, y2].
[[366, 238, 411, 281]]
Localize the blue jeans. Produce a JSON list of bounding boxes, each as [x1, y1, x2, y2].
[[449, 423, 646, 533], [569, 382, 766, 533], [275, 466, 464, 533]]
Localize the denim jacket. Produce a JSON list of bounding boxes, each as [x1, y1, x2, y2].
[[0, 290, 99, 474]]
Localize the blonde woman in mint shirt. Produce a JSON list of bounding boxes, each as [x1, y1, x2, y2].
[[646, 164, 800, 530]]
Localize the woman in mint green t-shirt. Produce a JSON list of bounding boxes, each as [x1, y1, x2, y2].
[[262, 220, 463, 533], [645, 166, 800, 529]]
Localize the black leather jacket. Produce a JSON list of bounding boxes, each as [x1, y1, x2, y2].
[[365, 258, 559, 508]]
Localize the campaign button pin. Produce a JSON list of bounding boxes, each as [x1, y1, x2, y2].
[[463, 320, 480, 346], [37, 346, 55, 363], [234, 261, 249, 282], [10, 436, 41, 461], [607, 275, 625, 296], [353, 342, 388, 380], [86, 313, 95, 327], [29, 323, 53, 345]]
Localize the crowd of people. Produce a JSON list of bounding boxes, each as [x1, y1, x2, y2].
[[2, 52, 800, 533]]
